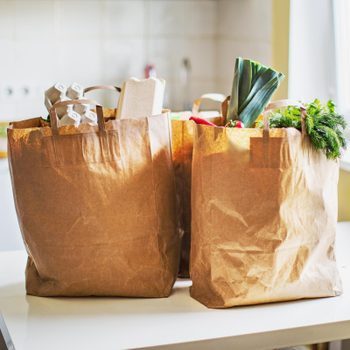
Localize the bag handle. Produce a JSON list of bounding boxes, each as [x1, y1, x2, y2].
[[263, 99, 307, 135], [192, 93, 226, 115], [83, 86, 121, 115], [49, 99, 105, 136], [221, 96, 230, 120], [83, 85, 121, 94]]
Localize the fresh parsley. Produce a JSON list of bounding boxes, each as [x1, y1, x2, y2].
[[266, 99, 347, 160]]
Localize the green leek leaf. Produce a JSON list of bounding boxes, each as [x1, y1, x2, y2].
[[227, 57, 284, 127]]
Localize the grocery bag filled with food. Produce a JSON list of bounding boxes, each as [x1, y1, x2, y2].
[[190, 57, 345, 308], [171, 94, 226, 278], [8, 79, 180, 297]]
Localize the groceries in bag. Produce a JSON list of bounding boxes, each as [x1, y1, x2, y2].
[[45, 82, 99, 126], [117, 77, 165, 119], [8, 81, 179, 297], [190, 57, 346, 308], [59, 105, 81, 127], [170, 93, 226, 278]]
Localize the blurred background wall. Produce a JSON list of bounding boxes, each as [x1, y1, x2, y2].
[[0, 0, 272, 120], [0, 0, 273, 250], [0, 0, 349, 251]]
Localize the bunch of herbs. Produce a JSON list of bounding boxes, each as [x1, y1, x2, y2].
[[266, 99, 347, 160]]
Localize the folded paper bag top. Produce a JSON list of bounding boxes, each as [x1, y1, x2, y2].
[[190, 100, 342, 308], [8, 95, 180, 297]]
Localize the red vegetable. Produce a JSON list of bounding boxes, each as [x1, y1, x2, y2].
[[234, 120, 244, 128], [189, 116, 216, 126], [225, 120, 245, 128]]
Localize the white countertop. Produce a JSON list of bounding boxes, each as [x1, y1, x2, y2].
[[0, 158, 8, 173], [0, 223, 350, 350]]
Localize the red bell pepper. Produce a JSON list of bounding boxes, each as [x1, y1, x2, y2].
[[189, 116, 216, 127]]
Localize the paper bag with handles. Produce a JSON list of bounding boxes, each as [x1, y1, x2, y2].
[[190, 99, 342, 308], [8, 87, 179, 297], [171, 94, 226, 278]]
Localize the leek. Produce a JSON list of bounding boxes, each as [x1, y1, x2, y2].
[[227, 57, 284, 127]]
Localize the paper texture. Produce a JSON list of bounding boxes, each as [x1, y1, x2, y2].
[[8, 109, 180, 297], [171, 115, 224, 278], [190, 125, 342, 308]]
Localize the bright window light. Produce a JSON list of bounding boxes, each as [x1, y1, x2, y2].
[[334, 0, 350, 118]]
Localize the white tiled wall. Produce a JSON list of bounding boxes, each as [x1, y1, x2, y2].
[[216, 0, 272, 94], [0, 0, 272, 121]]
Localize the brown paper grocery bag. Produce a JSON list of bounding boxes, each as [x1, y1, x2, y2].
[[8, 98, 179, 297], [171, 94, 226, 278], [190, 101, 342, 308]]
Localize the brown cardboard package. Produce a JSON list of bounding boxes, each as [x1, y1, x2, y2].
[[171, 94, 226, 278], [8, 99, 180, 297], [190, 107, 342, 308]]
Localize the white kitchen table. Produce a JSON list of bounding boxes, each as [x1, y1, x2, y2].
[[0, 223, 349, 350]]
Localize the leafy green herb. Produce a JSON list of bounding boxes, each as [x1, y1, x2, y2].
[[266, 99, 347, 160], [227, 57, 284, 127]]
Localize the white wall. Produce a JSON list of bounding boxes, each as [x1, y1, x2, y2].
[[0, 0, 272, 121], [0, 0, 219, 119], [216, 0, 272, 95]]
